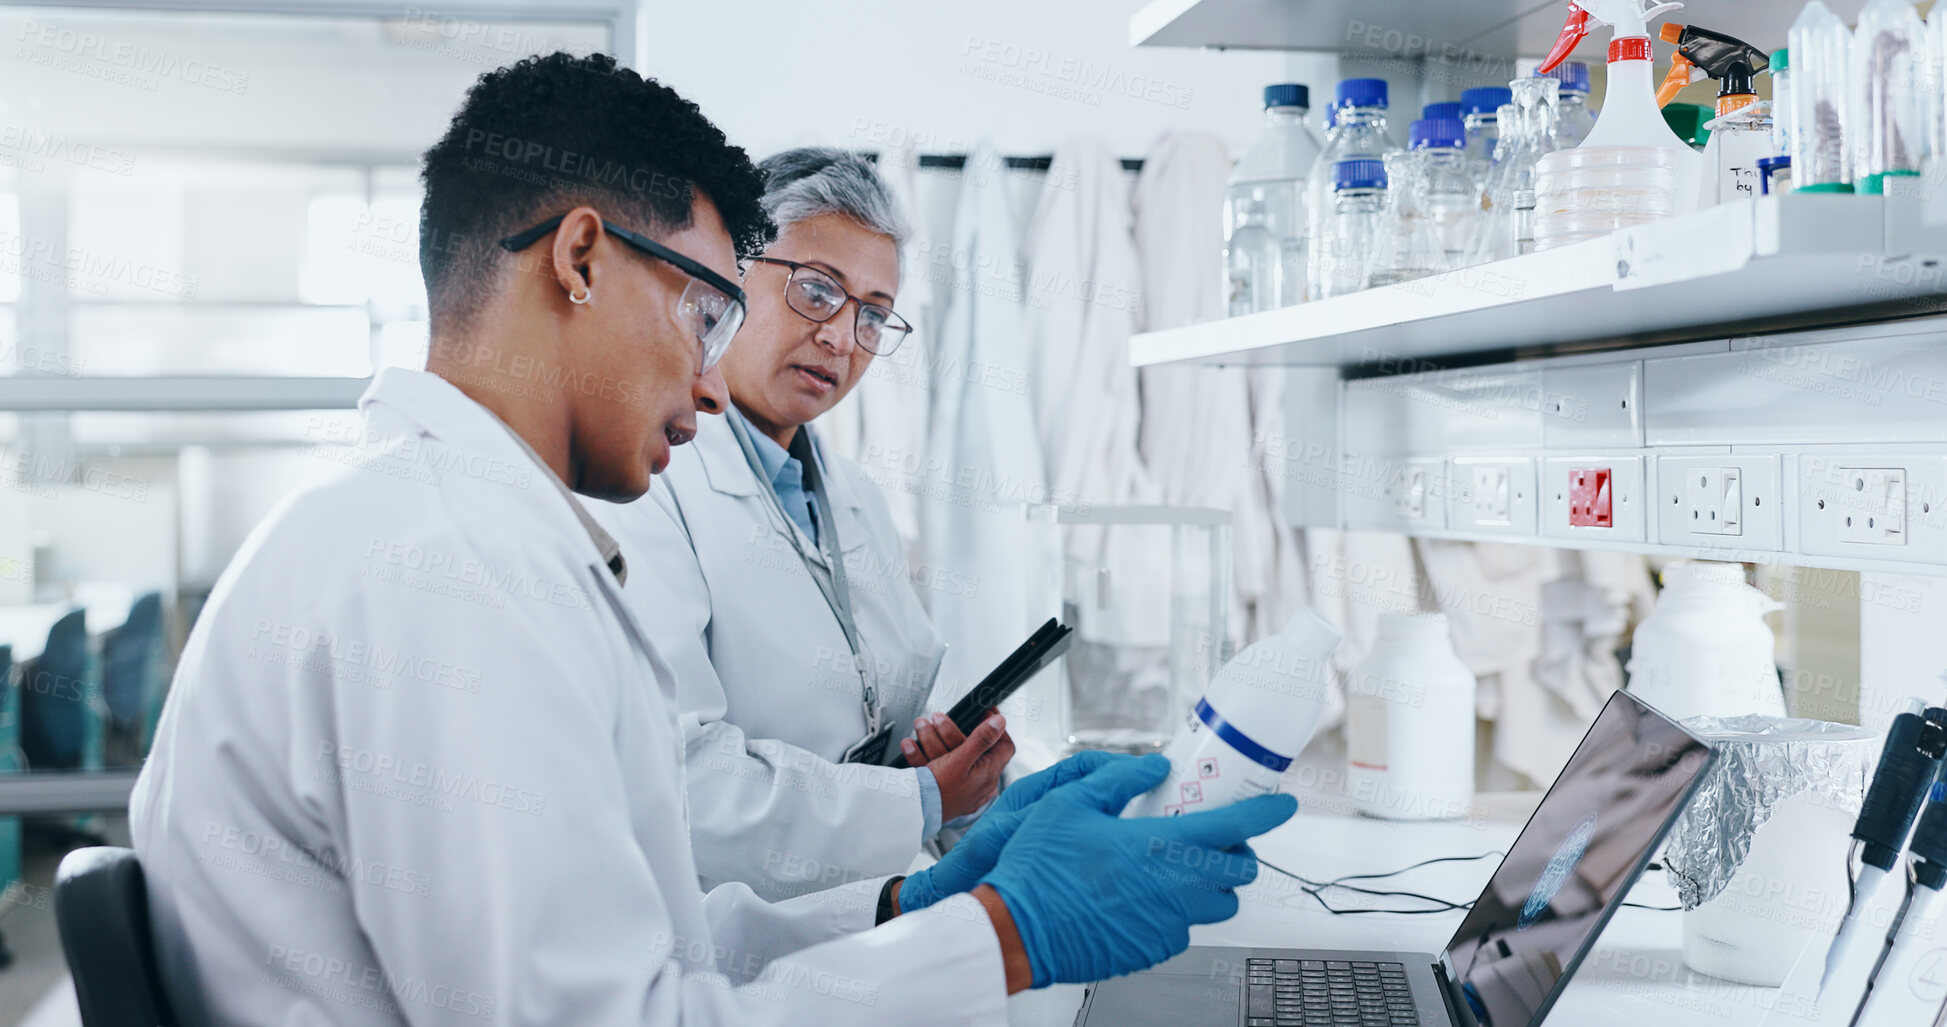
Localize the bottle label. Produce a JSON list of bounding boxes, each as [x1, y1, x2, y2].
[[1347, 694, 1389, 771]]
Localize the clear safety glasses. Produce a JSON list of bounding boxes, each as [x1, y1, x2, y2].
[[744, 256, 913, 357], [498, 214, 747, 373]]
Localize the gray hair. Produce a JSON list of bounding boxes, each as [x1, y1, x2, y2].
[[756, 146, 910, 249]]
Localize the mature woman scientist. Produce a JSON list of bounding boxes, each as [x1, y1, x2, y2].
[[592, 148, 1012, 900], [130, 52, 1293, 1025]]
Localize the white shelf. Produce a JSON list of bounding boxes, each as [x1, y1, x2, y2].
[[0, 375, 370, 411], [1131, 194, 1947, 370], [1129, 0, 1867, 56]]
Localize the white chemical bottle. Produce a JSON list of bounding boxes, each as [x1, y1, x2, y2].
[[1123, 609, 1341, 818], [1625, 560, 1786, 721], [1345, 613, 1477, 821]]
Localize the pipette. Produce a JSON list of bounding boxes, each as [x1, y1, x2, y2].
[[1820, 702, 1947, 996], [1852, 778, 1947, 1025]]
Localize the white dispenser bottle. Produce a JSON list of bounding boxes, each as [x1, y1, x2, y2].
[[1123, 609, 1341, 818], [1625, 560, 1786, 721], [1345, 613, 1477, 821]]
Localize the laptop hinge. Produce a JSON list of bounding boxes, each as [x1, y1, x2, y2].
[[1433, 961, 1479, 1027]]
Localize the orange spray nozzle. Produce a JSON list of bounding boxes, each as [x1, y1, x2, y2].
[[1657, 51, 1700, 106], [1539, 2, 1592, 74]]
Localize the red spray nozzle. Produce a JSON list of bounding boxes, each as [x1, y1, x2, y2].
[[1539, 2, 1592, 74]]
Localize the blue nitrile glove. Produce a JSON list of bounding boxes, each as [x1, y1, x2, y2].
[[897, 750, 1131, 913], [979, 753, 1298, 987]]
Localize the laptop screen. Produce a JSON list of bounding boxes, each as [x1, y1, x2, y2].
[[1442, 692, 1712, 1027]]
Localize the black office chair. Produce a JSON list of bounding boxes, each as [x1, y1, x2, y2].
[[53, 847, 178, 1027]]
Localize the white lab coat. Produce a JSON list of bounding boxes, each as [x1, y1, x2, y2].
[[588, 414, 945, 901], [920, 140, 1048, 689], [129, 368, 1005, 1027], [817, 144, 936, 552]]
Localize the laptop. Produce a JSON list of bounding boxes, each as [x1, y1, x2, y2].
[[1075, 690, 1715, 1027]]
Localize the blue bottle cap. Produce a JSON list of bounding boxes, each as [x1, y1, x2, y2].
[[1537, 61, 1592, 94], [1422, 101, 1464, 122], [1410, 118, 1466, 149], [1263, 83, 1310, 110], [1461, 86, 1513, 116], [1335, 77, 1389, 110], [1333, 158, 1388, 190]]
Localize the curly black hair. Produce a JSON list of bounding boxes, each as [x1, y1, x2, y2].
[[418, 51, 771, 331]]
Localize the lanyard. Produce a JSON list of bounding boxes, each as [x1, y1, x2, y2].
[[726, 414, 882, 743]]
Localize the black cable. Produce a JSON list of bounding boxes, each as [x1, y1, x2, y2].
[[1258, 852, 1683, 915]]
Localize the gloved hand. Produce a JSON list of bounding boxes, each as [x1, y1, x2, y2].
[[897, 750, 1130, 913], [979, 753, 1298, 987]]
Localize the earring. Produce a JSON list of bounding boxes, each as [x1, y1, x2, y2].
[[569, 286, 592, 305]]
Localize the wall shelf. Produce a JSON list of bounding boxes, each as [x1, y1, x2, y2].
[[1131, 194, 1947, 371], [1129, 0, 1868, 57], [0, 376, 369, 411]]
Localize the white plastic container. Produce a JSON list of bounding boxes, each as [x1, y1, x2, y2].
[[1625, 561, 1786, 722], [1123, 609, 1341, 818], [1344, 613, 1477, 821]]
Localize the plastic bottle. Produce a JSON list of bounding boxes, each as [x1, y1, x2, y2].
[[1123, 609, 1341, 819], [1460, 85, 1513, 187], [1541, 62, 1598, 147], [1851, 0, 1927, 193], [1317, 159, 1388, 300], [1538, 0, 1706, 207], [1345, 613, 1476, 821], [1224, 198, 1280, 316], [1224, 83, 1324, 310], [1624, 561, 1786, 722], [1770, 48, 1791, 157], [1789, 0, 1853, 191], [1306, 79, 1397, 302]]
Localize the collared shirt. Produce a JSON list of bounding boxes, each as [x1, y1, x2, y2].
[[733, 405, 819, 546], [492, 417, 628, 585]]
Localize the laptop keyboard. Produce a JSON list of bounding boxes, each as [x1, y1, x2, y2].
[[1244, 957, 1420, 1026]]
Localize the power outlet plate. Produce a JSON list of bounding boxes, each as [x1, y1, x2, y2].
[[1447, 457, 1538, 534], [1655, 455, 1785, 552], [1543, 455, 1647, 542], [1347, 456, 1449, 531], [1799, 455, 1947, 561]]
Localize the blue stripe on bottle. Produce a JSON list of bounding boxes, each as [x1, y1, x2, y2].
[[1195, 698, 1294, 773]]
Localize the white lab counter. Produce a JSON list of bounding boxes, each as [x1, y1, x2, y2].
[[1006, 806, 1780, 1027]]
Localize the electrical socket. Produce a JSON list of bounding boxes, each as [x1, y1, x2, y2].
[[1347, 456, 1448, 531], [1797, 455, 1947, 561], [1447, 457, 1537, 534], [1543, 456, 1646, 541], [1834, 468, 1906, 545], [1654, 455, 1783, 551]]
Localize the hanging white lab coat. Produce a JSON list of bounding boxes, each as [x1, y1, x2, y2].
[[129, 368, 1005, 1027], [588, 413, 945, 901], [818, 144, 936, 551], [921, 141, 1048, 689]]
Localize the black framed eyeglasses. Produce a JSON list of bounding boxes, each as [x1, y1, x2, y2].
[[499, 214, 747, 373], [744, 256, 913, 357]]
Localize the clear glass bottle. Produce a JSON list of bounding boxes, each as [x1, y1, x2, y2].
[[1224, 197, 1280, 316], [1306, 78, 1397, 302], [1540, 62, 1597, 148], [1224, 83, 1323, 310], [1318, 158, 1388, 299], [1414, 119, 1480, 268], [1460, 85, 1513, 188], [1473, 77, 1561, 263], [1365, 151, 1440, 288]]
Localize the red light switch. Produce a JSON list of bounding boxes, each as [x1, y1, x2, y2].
[[1569, 468, 1612, 527]]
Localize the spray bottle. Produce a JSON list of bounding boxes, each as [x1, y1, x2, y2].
[[1537, 0, 1705, 207], [1123, 609, 1341, 818], [1655, 24, 1774, 206]]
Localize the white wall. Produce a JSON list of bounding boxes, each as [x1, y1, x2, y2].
[[636, 0, 1329, 161]]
